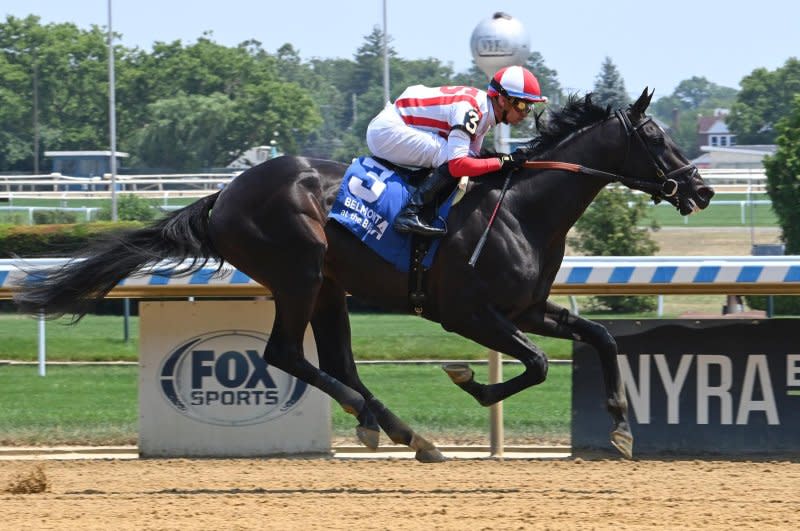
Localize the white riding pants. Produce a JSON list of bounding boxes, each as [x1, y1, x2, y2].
[[366, 103, 449, 169]]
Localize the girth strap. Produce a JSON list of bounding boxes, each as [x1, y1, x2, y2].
[[408, 236, 430, 315]]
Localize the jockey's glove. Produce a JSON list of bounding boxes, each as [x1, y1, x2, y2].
[[498, 151, 527, 171]]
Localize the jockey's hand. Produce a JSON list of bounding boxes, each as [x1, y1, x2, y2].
[[498, 151, 527, 171]]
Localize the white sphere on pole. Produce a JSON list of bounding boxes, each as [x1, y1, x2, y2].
[[470, 12, 530, 78], [470, 13, 531, 156]]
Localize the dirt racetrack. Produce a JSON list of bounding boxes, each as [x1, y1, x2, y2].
[[2, 456, 799, 530]]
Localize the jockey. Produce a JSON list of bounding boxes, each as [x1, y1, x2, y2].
[[366, 65, 547, 237]]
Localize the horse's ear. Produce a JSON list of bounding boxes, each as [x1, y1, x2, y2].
[[630, 87, 653, 118]]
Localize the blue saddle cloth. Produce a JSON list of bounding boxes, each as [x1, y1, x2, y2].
[[327, 156, 455, 272]]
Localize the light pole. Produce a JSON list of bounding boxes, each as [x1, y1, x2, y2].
[[108, 0, 118, 222], [108, 0, 130, 341], [382, 0, 390, 103]]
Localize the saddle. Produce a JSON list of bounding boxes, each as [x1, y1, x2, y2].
[[327, 156, 462, 314], [368, 157, 431, 187]]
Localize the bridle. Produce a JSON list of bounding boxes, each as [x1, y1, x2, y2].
[[523, 108, 697, 203], [614, 109, 696, 201], [471, 109, 697, 267]]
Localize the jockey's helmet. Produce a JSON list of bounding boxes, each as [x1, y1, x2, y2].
[[487, 66, 548, 104]]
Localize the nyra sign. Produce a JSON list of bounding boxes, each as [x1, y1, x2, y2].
[[572, 319, 800, 456], [618, 353, 797, 426], [159, 331, 309, 427], [139, 300, 330, 458]]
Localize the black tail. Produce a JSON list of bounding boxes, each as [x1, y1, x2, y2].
[[14, 192, 222, 319]]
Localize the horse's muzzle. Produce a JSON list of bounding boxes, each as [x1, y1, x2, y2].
[[679, 166, 715, 214], [679, 183, 714, 215], [695, 185, 715, 208]]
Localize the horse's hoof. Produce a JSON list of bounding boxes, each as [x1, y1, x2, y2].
[[410, 434, 446, 463], [356, 425, 380, 450], [611, 428, 634, 459], [442, 363, 474, 384], [415, 447, 447, 463]]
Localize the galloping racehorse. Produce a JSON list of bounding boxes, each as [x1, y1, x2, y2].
[[14, 89, 713, 462]]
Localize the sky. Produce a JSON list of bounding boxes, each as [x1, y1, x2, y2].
[[4, 0, 799, 99]]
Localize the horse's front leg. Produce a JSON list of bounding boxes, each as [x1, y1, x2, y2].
[[311, 279, 444, 463], [519, 300, 632, 459], [440, 304, 549, 406]]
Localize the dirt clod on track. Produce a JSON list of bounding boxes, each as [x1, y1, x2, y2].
[[2, 457, 799, 530]]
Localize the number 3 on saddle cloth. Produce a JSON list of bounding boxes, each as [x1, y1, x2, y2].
[[328, 156, 457, 273]]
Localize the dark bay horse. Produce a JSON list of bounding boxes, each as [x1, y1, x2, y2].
[[14, 89, 713, 462]]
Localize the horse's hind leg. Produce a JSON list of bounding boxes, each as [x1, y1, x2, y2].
[[266, 287, 369, 423], [310, 278, 379, 447], [218, 238, 372, 438], [311, 279, 445, 463], [441, 305, 549, 406], [520, 301, 632, 459]]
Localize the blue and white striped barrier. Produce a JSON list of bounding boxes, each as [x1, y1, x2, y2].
[[551, 256, 800, 295], [1, 256, 800, 298]]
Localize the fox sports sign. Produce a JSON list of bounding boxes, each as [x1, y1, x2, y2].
[[159, 330, 309, 427]]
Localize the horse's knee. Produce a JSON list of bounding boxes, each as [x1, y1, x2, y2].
[[524, 354, 548, 385]]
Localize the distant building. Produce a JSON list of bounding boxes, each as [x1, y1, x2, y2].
[[697, 109, 736, 149], [690, 110, 775, 169], [44, 150, 129, 177], [227, 145, 281, 169], [692, 145, 776, 169]]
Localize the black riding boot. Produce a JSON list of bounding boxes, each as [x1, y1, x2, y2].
[[393, 164, 453, 237]]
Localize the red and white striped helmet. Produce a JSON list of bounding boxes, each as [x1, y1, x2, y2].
[[487, 66, 547, 103]]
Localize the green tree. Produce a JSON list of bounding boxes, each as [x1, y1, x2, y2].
[[130, 92, 238, 170], [0, 50, 30, 170], [727, 57, 800, 144], [115, 35, 323, 167], [568, 187, 659, 312], [650, 77, 738, 159], [300, 57, 355, 159], [651, 76, 738, 131], [763, 93, 800, 254], [746, 93, 800, 315], [592, 57, 629, 111], [96, 194, 159, 222], [0, 15, 112, 171]]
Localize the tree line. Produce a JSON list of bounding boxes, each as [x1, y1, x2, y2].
[[2, 14, 794, 172]]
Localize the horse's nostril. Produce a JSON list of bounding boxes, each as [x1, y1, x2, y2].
[[697, 186, 715, 203]]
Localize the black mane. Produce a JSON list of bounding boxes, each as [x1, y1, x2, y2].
[[523, 94, 611, 159]]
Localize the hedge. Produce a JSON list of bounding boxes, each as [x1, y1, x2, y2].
[[0, 222, 143, 258], [745, 295, 800, 316]]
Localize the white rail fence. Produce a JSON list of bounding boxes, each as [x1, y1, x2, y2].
[[0, 168, 767, 196], [0, 169, 773, 224], [2, 254, 799, 366]]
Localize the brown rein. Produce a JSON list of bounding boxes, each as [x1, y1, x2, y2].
[[522, 160, 680, 199]]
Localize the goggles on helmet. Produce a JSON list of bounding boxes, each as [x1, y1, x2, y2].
[[509, 97, 533, 114]]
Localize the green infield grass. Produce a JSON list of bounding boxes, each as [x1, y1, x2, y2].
[[0, 363, 571, 446], [0, 312, 575, 362], [0, 290, 748, 364]]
